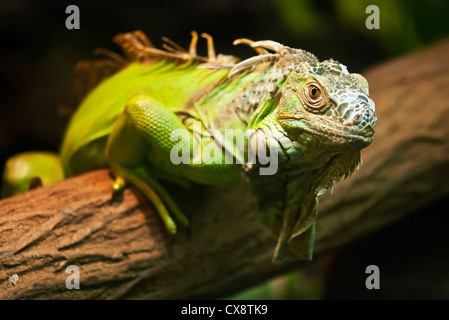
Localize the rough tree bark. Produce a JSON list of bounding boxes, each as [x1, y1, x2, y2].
[[1, 39, 448, 300]]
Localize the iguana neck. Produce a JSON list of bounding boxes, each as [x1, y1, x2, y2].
[[190, 62, 284, 131]]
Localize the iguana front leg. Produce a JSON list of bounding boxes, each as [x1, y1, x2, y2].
[[106, 95, 192, 234], [106, 94, 240, 234], [273, 175, 318, 263], [249, 170, 321, 263]]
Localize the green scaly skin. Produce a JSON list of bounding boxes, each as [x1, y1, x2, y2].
[[1, 31, 376, 262]]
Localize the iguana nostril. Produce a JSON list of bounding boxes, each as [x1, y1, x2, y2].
[[352, 113, 361, 125]]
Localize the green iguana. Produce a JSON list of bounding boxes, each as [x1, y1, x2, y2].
[[1, 31, 376, 262]]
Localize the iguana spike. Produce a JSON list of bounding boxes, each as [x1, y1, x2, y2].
[[249, 40, 285, 54], [228, 53, 279, 78], [161, 36, 187, 53], [162, 44, 175, 52], [201, 33, 216, 62], [113, 31, 152, 61], [233, 38, 269, 55], [132, 30, 155, 48], [114, 30, 211, 63], [197, 63, 234, 70], [189, 31, 198, 57], [140, 46, 206, 62]]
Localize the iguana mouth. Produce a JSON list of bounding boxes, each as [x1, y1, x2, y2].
[[358, 124, 375, 138], [279, 115, 374, 145], [307, 126, 374, 146]]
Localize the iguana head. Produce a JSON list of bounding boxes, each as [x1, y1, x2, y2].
[[277, 58, 376, 152], [235, 42, 377, 178]]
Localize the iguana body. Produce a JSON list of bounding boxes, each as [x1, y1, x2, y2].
[[2, 31, 376, 262]]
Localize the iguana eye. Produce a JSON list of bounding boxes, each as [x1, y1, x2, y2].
[[308, 85, 320, 100], [300, 82, 327, 110]]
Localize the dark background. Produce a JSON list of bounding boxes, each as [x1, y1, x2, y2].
[[1, 0, 448, 299]]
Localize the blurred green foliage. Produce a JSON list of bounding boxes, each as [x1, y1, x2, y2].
[[273, 0, 449, 56], [228, 269, 323, 300]]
